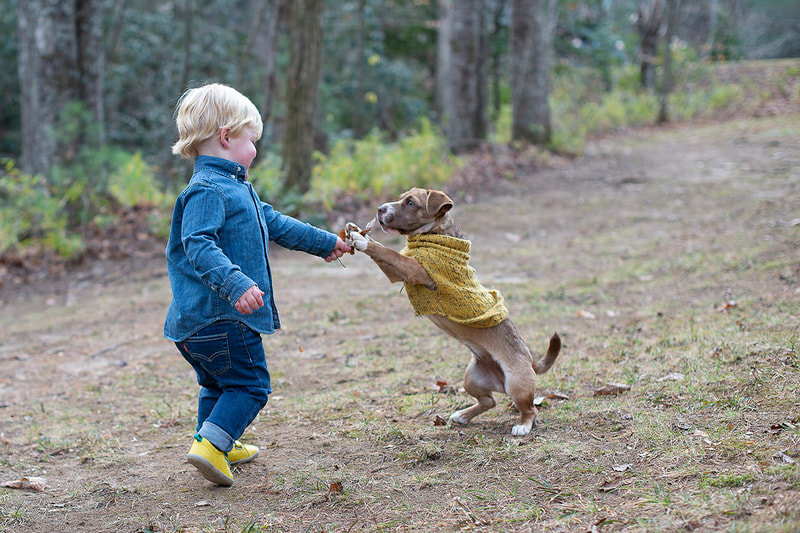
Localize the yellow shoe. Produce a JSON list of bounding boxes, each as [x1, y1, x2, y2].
[[186, 434, 233, 486], [228, 440, 260, 466]]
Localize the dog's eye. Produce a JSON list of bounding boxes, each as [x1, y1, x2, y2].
[[406, 199, 415, 207]]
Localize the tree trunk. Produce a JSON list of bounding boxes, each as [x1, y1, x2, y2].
[[76, 0, 105, 146], [248, 0, 285, 159], [510, 0, 557, 146], [282, 0, 324, 195], [105, 0, 128, 64], [434, 0, 454, 124], [180, 0, 193, 92], [442, 0, 487, 154], [637, 0, 665, 92], [489, 0, 507, 120], [353, 0, 367, 138], [658, 0, 680, 123], [17, 0, 105, 175], [707, 0, 718, 59]]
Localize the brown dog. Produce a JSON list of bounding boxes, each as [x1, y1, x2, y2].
[[345, 187, 561, 436]]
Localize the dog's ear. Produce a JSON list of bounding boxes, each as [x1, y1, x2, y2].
[[425, 190, 453, 218]]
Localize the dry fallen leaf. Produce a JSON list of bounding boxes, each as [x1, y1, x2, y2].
[[2, 476, 48, 491], [454, 496, 490, 526], [774, 451, 796, 464], [599, 475, 626, 492], [535, 391, 570, 406], [433, 415, 447, 426], [769, 420, 798, 434], [435, 380, 457, 394], [716, 300, 737, 312], [586, 517, 609, 533], [329, 481, 344, 493], [593, 383, 631, 396]]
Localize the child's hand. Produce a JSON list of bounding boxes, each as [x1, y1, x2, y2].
[[235, 285, 265, 314], [324, 237, 352, 262]]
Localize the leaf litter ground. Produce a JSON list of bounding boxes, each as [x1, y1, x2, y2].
[[1, 115, 799, 532]]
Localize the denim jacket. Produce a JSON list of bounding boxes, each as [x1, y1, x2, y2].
[[164, 156, 337, 341]]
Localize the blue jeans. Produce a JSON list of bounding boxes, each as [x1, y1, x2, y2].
[[176, 320, 271, 453]]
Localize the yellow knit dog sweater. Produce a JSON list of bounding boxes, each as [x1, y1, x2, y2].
[[400, 234, 508, 328]]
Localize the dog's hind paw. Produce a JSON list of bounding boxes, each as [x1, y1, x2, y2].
[[449, 412, 470, 425], [511, 424, 532, 436]]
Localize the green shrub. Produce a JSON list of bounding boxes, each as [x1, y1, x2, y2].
[[248, 153, 285, 203], [707, 84, 744, 113], [0, 146, 165, 258], [309, 118, 460, 208], [108, 151, 165, 207], [0, 159, 73, 256], [491, 104, 512, 145], [536, 60, 748, 154]]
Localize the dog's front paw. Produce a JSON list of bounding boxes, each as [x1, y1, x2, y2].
[[343, 222, 369, 252], [349, 231, 369, 251]]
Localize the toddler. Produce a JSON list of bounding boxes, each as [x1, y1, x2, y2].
[[164, 83, 350, 486]]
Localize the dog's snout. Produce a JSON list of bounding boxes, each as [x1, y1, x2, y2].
[[377, 203, 394, 223]]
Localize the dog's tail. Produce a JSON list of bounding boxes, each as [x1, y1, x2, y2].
[[532, 332, 561, 375]]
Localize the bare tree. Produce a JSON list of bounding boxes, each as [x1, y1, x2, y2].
[[636, 0, 665, 92], [282, 0, 324, 195], [240, 0, 286, 158], [434, 0, 454, 123], [510, 0, 557, 146], [706, 0, 718, 58], [179, 0, 193, 91], [488, 0, 508, 120], [105, 0, 128, 64], [353, 0, 368, 138], [17, 0, 105, 175], [658, 0, 680, 123], [439, 0, 488, 154]]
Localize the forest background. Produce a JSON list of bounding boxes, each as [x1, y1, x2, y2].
[[0, 0, 799, 271]]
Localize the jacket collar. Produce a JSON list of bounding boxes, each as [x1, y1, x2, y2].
[[194, 155, 247, 182]]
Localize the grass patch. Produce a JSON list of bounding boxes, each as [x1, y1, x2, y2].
[[703, 472, 756, 488]]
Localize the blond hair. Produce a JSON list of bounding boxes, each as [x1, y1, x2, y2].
[[171, 83, 263, 159]]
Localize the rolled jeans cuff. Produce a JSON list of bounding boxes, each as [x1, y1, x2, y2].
[[199, 421, 234, 453]]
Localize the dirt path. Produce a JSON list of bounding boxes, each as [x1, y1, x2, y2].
[[1, 115, 798, 532]]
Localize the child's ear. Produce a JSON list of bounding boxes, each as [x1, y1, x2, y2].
[[219, 127, 231, 148]]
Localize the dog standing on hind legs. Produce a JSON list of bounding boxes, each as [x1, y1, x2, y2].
[[344, 187, 561, 436]]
